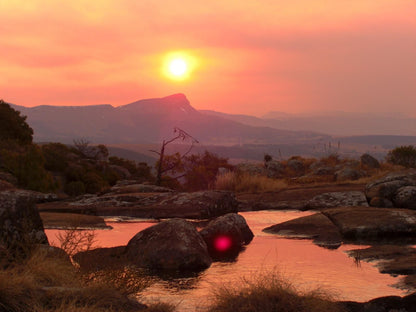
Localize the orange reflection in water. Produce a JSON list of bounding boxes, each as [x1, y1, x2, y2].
[[45, 211, 407, 311]]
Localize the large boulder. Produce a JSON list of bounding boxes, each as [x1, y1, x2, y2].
[[334, 168, 365, 182], [306, 191, 369, 209], [321, 207, 416, 241], [125, 219, 212, 272], [263, 212, 342, 249], [360, 153, 380, 169], [38, 190, 238, 219], [365, 170, 416, 204], [0, 190, 49, 254], [393, 186, 416, 209], [199, 213, 254, 259]]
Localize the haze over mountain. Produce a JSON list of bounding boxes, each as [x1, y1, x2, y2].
[[11, 94, 328, 145], [201, 110, 416, 136]]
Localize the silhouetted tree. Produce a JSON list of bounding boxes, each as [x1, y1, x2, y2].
[[0, 99, 33, 145], [151, 127, 198, 186]]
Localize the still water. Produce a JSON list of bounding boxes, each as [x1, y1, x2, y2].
[[46, 211, 407, 311]]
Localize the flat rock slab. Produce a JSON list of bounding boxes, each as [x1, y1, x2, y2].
[[38, 190, 238, 220], [306, 191, 369, 210], [263, 212, 342, 249], [322, 207, 416, 242], [40, 212, 110, 229]]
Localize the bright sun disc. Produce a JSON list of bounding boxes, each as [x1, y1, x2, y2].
[[169, 58, 187, 77]]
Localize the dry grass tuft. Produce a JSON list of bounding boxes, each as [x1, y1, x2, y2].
[[0, 247, 174, 312], [214, 172, 288, 193], [207, 272, 345, 312]]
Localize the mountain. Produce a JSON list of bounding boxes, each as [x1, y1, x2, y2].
[[11, 94, 329, 145], [200, 110, 416, 136]]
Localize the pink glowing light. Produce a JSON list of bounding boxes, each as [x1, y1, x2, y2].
[[214, 235, 232, 252]]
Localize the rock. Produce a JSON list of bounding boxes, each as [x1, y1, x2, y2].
[[73, 246, 127, 271], [287, 159, 305, 176], [369, 196, 393, 208], [0, 172, 18, 185], [0, 180, 14, 191], [125, 219, 211, 272], [365, 170, 416, 202], [360, 153, 380, 169], [379, 253, 416, 275], [394, 186, 416, 209], [0, 191, 49, 255], [306, 191, 369, 209], [40, 212, 110, 229], [236, 163, 265, 176], [264, 160, 285, 178], [322, 207, 416, 242], [38, 190, 238, 219], [199, 213, 254, 259], [335, 168, 365, 181], [263, 213, 342, 249], [0, 189, 58, 203], [312, 166, 335, 176], [108, 183, 173, 195]]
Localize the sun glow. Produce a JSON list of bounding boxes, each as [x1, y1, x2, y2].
[[162, 51, 197, 81]]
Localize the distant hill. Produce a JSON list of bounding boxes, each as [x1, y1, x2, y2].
[[201, 110, 416, 136], [11, 94, 329, 145]]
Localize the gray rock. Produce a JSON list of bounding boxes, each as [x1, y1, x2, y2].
[[365, 170, 416, 201], [369, 196, 394, 208], [0, 191, 49, 254], [322, 207, 416, 241], [394, 186, 416, 209], [108, 183, 173, 195], [200, 213, 254, 259], [236, 163, 265, 176], [312, 165, 335, 176], [264, 160, 285, 178], [335, 168, 365, 181], [0, 172, 18, 185], [263, 212, 342, 249], [125, 219, 211, 272], [39, 190, 238, 219], [360, 153, 380, 169], [287, 159, 305, 176], [306, 191, 369, 209]]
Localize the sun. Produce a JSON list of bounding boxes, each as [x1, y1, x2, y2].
[[169, 58, 188, 77], [162, 51, 197, 81]]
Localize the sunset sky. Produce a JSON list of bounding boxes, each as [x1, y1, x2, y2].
[[1, 0, 415, 116]]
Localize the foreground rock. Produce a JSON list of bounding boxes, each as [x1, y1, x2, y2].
[[322, 207, 416, 242], [264, 207, 416, 248], [125, 219, 212, 272], [263, 213, 342, 249], [1, 190, 49, 253], [200, 213, 254, 259], [339, 293, 416, 312], [38, 190, 238, 219], [366, 170, 416, 209], [306, 191, 369, 209]]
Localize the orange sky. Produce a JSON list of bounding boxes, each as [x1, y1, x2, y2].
[[1, 0, 415, 116]]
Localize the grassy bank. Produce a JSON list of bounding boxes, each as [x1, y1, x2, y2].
[[0, 247, 174, 312]]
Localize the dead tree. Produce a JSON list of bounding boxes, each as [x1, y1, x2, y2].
[[150, 127, 199, 186]]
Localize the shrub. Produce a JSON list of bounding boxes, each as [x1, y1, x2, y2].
[[42, 142, 74, 172], [215, 171, 287, 193], [386, 145, 416, 168], [0, 99, 33, 145], [82, 172, 108, 194], [64, 181, 86, 196], [207, 272, 343, 312]]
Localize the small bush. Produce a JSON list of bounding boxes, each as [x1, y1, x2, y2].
[[386, 145, 416, 168], [207, 272, 344, 312], [215, 171, 287, 193], [64, 181, 86, 196]]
